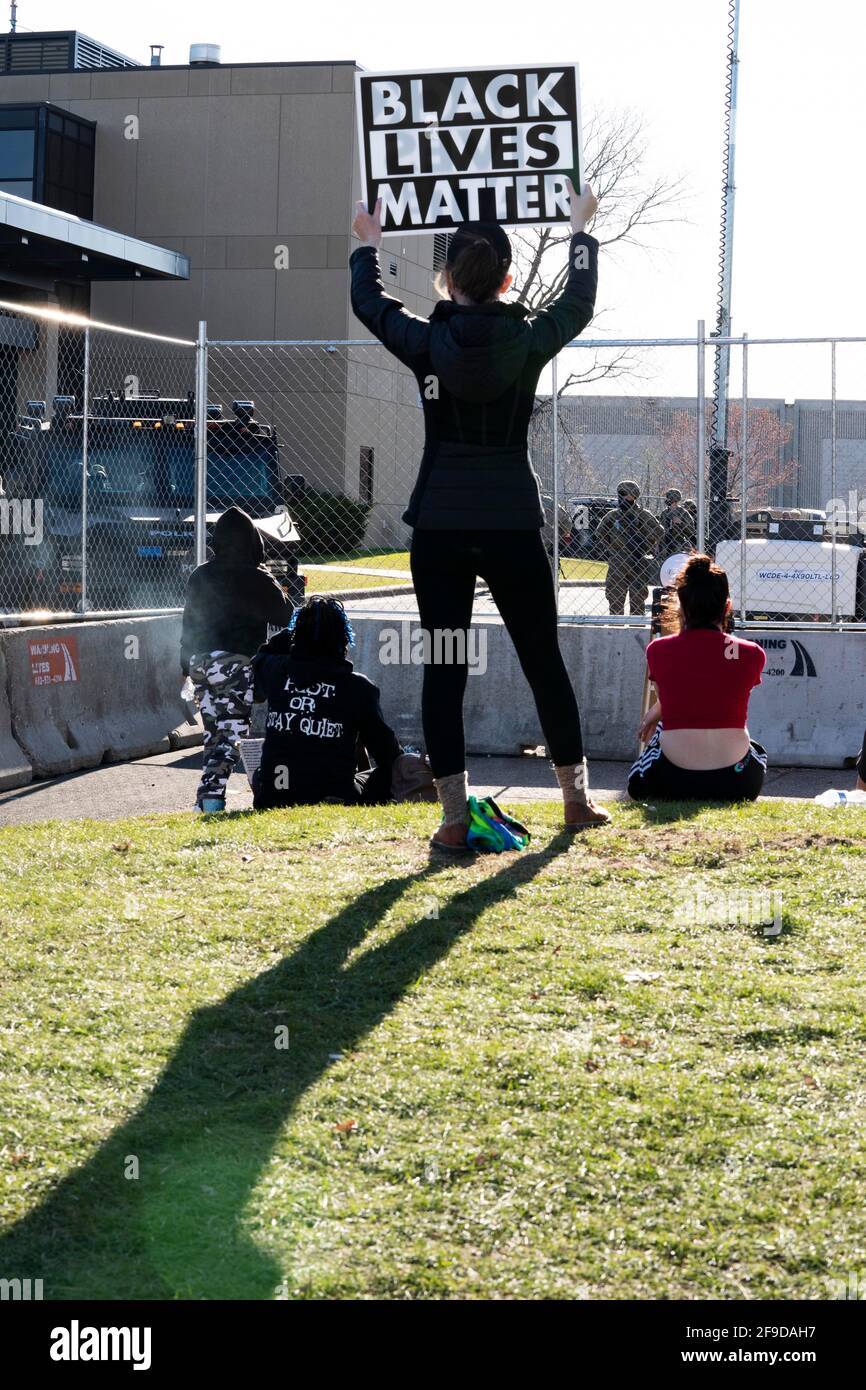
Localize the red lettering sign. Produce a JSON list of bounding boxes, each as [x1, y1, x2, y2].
[[28, 635, 80, 687]]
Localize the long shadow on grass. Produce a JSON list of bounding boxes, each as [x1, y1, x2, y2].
[[0, 831, 573, 1300]]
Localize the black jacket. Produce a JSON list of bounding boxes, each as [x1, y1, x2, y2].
[[180, 507, 292, 673], [251, 631, 401, 806], [349, 231, 598, 530]]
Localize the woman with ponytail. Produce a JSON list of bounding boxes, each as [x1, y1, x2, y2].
[[629, 554, 768, 802], [350, 180, 610, 850]]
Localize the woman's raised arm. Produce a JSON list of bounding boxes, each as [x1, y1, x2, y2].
[[349, 198, 431, 366], [528, 177, 599, 362]]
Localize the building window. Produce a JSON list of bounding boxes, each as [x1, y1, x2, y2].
[[359, 447, 374, 507], [0, 110, 36, 198], [432, 233, 453, 271], [0, 104, 94, 217], [43, 110, 95, 218]]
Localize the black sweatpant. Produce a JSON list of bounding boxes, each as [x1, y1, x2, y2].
[[251, 761, 392, 810], [409, 528, 584, 778], [628, 728, 767, 802]]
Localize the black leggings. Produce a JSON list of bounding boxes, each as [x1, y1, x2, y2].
[[410, 528, 584, 778]]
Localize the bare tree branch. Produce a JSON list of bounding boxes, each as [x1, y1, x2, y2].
[[511, 105, 687, 334]]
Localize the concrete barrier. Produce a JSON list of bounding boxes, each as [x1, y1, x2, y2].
[[1, 611, 862, 792], [351, 616, 650, 760], [0, 642, 32, 790], [351, 616, 866, 770], [0, 614, 200, 783], [746, 629, 866, 767]]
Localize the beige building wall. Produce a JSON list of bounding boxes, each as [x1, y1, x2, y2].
[[1, 59, 439, 543]]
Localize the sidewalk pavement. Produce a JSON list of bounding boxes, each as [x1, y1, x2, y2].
[[0, 749, 849, 826]]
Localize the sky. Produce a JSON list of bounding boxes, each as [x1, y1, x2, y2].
[[14, 0, 866, 398]]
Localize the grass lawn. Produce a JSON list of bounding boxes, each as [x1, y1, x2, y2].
[[304, 571, 409, 593], [304, 549, 411, 571], [560, 557, 608, 583], [302, 550, 411, 594], [1, 800, 864, 1300], [303, 551, 608, 591]]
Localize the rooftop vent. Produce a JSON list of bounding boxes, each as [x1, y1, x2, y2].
[[189, 43, 221, 67], [0, 30, 141, 73]]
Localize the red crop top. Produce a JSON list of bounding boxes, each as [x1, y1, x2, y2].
[[646, 628, 766, 730]]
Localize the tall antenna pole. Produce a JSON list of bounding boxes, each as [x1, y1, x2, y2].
[[709, 0, 740, 547], [10, 1, 18, 33]]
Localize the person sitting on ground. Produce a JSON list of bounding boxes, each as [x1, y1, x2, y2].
[[628, 554, 768, 802], [181, 506, 293, 813], [250, 595, 407, 810]]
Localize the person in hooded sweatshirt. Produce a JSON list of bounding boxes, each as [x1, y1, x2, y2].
[[250, 594, 403, 810], [180, 506, 293, 811], [350, 179, 610, 851]]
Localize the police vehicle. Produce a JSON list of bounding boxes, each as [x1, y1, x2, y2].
[[1, 391, 305, 613]]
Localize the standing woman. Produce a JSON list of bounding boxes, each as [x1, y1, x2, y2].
[[350, 180, 610, 849]]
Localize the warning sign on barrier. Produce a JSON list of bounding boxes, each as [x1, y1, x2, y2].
[[28, 636, 80, 686]]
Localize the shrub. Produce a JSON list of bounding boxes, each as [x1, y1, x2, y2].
[[293, 490, 370, 559]]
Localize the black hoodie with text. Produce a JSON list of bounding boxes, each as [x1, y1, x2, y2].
[[251, 628, 401, 806], [349, 231, 598, 530], [180, 507, 293, 673]]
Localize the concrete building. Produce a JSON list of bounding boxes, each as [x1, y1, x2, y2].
[[1, 28, 443, 547], [530, 395, 866, 516]]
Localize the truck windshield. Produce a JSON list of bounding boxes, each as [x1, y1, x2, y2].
[[42, 433, 276, 506]]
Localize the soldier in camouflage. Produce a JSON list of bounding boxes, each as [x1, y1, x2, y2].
[[595, 480, 664, 616]]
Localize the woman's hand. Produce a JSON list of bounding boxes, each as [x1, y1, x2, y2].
[[352, 198, 382, 249], [567, 177, 598, 235], [637, 700, 661, 744], [637, 711, 659, 744]]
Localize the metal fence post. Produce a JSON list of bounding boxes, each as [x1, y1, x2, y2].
[[551, 351, 561, 612], [194, 320, 208, 568], [739, 332, 748, 623], [80, 325, 90, 612], [830, 339, 838, 626], [696, 319, 706, 553]]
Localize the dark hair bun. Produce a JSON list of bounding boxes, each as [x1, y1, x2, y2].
[[675, 553, 729, 628], [685, 555, 712, 580], [449, 238, 506, 303]]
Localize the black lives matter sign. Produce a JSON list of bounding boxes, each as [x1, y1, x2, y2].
[[354, 63, 582, 235]]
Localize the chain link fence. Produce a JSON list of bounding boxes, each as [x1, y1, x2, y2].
[[3, 302, 865, 629], [1, 299, 196, 621], [203, 339, 425, 613], [537, 333, 866, 626]]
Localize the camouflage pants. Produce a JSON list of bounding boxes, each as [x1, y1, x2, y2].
[[189, 651, 254, 804], [605, 565, 648, 616]]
